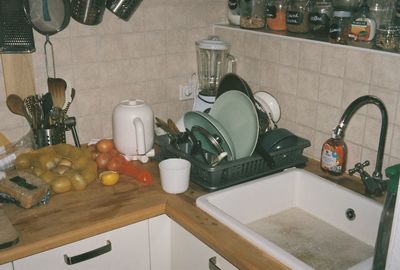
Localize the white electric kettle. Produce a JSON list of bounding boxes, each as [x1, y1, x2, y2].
[[112, 100, 155, 163]]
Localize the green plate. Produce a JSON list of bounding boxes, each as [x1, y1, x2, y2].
[[210, 90, 259, 159]]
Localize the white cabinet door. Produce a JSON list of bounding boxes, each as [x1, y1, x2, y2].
[[149, 214, 238, 270], [13, 220, 150, 270], [0, 263, 13, 270]]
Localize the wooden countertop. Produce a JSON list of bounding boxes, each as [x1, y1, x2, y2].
[[0, 159, 384, 269]]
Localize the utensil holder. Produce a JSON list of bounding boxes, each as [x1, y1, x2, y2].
[[71, 0, 106, 25], [32, 127, 66, 149]]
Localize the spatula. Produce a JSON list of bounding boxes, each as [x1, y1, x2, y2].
[[48, 77, 66, 108]]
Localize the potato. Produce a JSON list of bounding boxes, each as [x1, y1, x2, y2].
[[80, 160, 98, 184], [40, 170, 58, 184], [70, 172, 87, 191], [15, 153, 33, 169], [51, 177, 72, 193]]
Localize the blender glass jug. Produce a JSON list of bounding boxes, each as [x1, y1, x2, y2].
[[196, 36, 236, 96]]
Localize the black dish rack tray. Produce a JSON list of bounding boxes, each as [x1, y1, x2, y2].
[[155, 134, 311, 191]]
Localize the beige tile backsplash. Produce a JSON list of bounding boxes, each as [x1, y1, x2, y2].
[[215, 25, 400, 174], [2, 0, 400, 175]]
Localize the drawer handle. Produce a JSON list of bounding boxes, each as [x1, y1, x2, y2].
[[64, 240, 112, 265], [209, 256, 222, 270]]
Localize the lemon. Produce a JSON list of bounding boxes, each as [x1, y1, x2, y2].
[[99, 171, 119, 186]]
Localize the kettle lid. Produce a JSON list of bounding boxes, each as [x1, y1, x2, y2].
[[196, 35, 230, 50]]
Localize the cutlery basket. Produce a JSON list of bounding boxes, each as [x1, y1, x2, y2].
[[32, 127, 66, 149], [155, 134, 311, 191]]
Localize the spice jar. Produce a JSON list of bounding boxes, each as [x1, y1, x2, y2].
[[228, 0, 241, 25], [309, 0, 333, 36], [329, 10, 352, 44], [266, 0, 287, 30], [286, 0, 311, 33], [375, 25, 400, 51], [240, 0, 266, 29]]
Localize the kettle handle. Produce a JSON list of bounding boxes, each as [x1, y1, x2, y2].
[[133, 117, 146, 155]]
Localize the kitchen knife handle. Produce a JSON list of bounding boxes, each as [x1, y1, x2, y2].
[[209, 256, 222, 270], [64, 240, 112, 265]]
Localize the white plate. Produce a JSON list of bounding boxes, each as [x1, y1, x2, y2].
[[254, 91, 281, 123], [210, 90, 259, 159]]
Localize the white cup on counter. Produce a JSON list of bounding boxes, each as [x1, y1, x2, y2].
[[159, 158, 191, 194]]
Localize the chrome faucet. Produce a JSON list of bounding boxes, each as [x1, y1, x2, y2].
[[333, 95, 388, 196]]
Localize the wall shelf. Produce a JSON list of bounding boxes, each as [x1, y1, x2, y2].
[[214, 24, 400, 57]]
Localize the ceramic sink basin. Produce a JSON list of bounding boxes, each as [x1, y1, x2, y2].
[[196, 169, 383, 270]]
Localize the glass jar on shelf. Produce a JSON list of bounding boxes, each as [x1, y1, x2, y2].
[[329, 10, 352, 44], [266, 0, 287, 30], [309, 0, 333, 36], [286, 0, 311, 33], [240, 0, 266, 29], [375, 25, 400, 51], [228, 0, 241, 25]]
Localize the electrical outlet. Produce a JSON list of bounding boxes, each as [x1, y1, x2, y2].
[[179, 84, 195, 100]]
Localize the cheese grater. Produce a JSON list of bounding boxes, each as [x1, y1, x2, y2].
[[0, 0, 35, 53]]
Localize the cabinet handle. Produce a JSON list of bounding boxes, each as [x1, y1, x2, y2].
[[209, 256, 222, 270], [64, 240, 112, 265]]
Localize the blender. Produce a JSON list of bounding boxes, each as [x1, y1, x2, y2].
[[193, 36, 236, 112]]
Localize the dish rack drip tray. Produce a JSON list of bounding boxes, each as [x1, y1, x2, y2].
[[154, 134, 311, 191]]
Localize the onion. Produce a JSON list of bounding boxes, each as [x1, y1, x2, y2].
[[96, 139, 114, 153], [96, 153, 111, 170]]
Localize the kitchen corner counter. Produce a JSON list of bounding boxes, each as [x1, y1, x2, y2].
[[0, 159, 384, 269]]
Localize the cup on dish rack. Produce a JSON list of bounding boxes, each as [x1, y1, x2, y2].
[[159, 158, 191, 194]]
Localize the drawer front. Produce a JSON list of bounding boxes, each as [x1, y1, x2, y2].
[[13, 220, 150, 270]]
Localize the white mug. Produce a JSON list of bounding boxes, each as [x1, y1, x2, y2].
[[159, 159, 191, 194]]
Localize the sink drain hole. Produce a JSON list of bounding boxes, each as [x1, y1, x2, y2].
[[346, 208, 356, 221]]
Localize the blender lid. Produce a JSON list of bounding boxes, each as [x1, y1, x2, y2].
[[196, 35, 230, 50]]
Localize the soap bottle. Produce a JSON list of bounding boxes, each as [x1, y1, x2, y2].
[[320, 132, 347, 175], [372, 164, 400, 270]]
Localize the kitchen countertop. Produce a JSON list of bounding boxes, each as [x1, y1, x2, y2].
[[0, 159, 384, 269]]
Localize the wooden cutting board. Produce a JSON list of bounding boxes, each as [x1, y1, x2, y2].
[[1, 54, 36, 99]]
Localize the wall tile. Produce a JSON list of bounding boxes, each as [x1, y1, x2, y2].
[[320, 45, 347, 77], [344, 50, 373, 84], [368, 86, 398, 123], [277, 65, 297, 94], [260, 36, 280, 63], [71, 36, 98, 64], [371, 54, 400, 91], [346, 141, 363, 171], [297, 70, 319, 101], [299, 42, 322, 72], [244, 33, 261, 59], [260, 61, 279, 92], [318, 74, 343, 107], [361, 147, 390, 176], [121, 33, 147, 59], [296, 98, 317, 128], [279, 39, 300, 67], [276, 93, 297, 122], [363, 118, 393, 154], [342, 80, 369, 112], [316, 103, 342, 133]]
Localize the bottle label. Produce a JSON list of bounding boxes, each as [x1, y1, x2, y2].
[[286, 11, 304, 25], [349, 18, 376, 41], [309, 12, 330, 26], [266, 5, 277, 18], [321, 144, 344, 174]]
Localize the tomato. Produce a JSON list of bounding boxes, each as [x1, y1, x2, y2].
[[96, 139, 114, 153]]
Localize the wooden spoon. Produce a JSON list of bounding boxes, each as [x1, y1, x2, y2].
[[6, 94, 32, 125]]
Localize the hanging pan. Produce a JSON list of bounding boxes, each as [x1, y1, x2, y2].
[[24, 0, 71, 78], [23, 0, 70, 92]]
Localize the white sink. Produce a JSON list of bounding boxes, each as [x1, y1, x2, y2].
[[196, 168, 383, 270]]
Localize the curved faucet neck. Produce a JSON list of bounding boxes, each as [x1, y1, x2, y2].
[[334, 95, 388, 179]]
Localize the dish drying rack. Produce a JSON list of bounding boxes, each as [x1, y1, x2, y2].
[[154, 134, 311, 191]]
